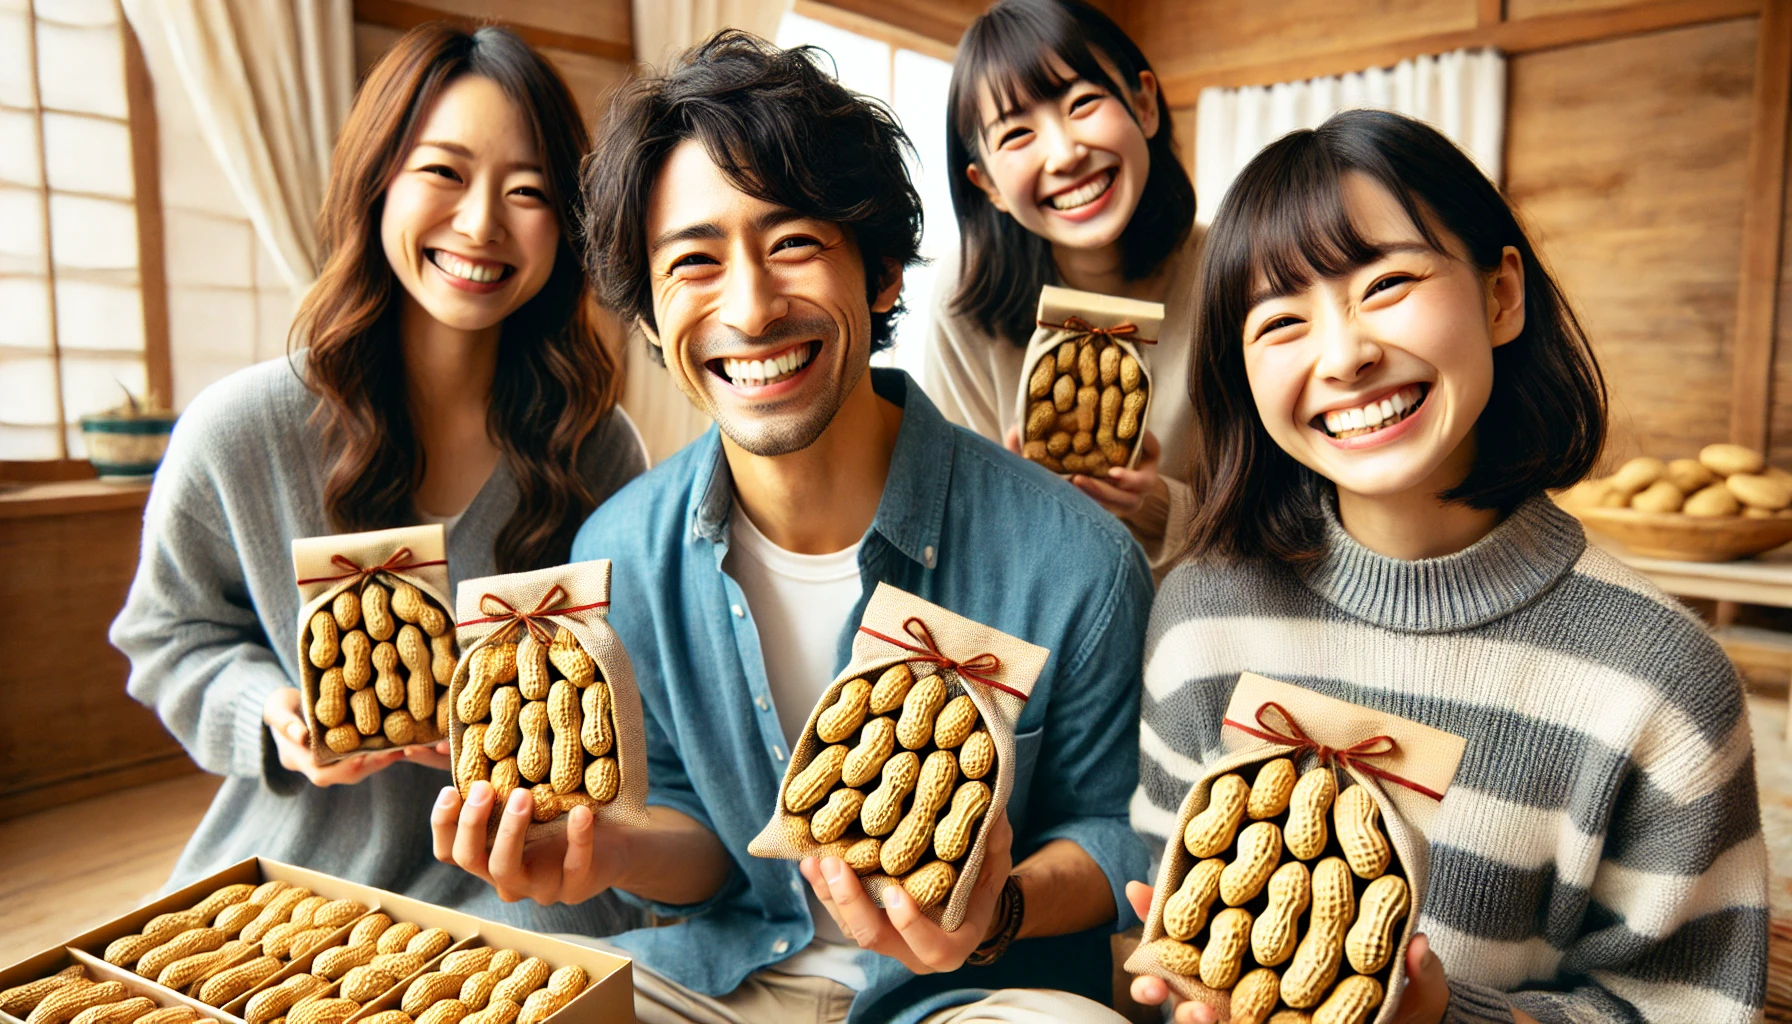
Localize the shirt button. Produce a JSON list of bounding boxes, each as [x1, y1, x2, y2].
[[756, 696, 770, 711], [773, 745, 785, 761], [923, 544, 936, 568], [771, 938, 790, 955], [731, 604, 744, 618]]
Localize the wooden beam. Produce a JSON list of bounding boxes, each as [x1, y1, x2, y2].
[[355, 0, 631, 64], [808, 0, 969, 50], [792, 0, 958, 63], [1731, 0, 1792, 450], [121, 20, 171, 412], [1159, 0, 1762, 101], [1478, 0, 1505, 26]]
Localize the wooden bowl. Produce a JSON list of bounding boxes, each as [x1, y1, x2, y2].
[[1571, 505, 1792, 562]]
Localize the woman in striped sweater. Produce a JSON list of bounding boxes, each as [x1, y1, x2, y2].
[[1127, 110, 1767, 1023]]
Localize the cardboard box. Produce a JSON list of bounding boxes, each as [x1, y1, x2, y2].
[[0, 859, 632, 1024]]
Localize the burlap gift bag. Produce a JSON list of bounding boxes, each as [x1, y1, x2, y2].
[[447, 559, 650, 844], [292, 524, 457, 766], [1014, 284, 1161, 477], [748, 583, 1048, 932], [1125, 674, 1466, 1024]]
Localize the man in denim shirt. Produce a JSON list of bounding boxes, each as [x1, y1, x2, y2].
[[432, 31, 1151, 1024]]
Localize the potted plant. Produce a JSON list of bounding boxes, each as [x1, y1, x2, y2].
[[79, 383, 177, 481]]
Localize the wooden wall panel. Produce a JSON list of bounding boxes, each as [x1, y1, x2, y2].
[[1129, 0, 1478, 86], [0, 496, 197, 821], [1504, 18, 1757, 462], [1769, 97, 1792, 460], [1506, 0, 1642, 18], [351, 20, 627, 124]]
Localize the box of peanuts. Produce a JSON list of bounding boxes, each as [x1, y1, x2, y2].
[[1124, 674, 1466, 1024], [747, 583, 1049, 933], [447, 560, 649, 844], [0, 858, 634, 1024], [1013, 285, 1161, 478], [292, 526, 460, 766]]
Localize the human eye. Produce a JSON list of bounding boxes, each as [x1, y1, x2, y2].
[[1363, 272, 1417, 300], [1068, 90, 1106, 115], [1249, 312, 1304, 343], [668, 252, 718, 275], [418, 164, 461, 182], [771, 234, 821, 257], [509, 184, 548, 203], [996, 124, 1033, 149]]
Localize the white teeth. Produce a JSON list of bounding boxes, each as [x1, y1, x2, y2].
[[432, 250, 506, 284], [722, 345, 814, 387], [1319, 384, 1426, 438], [1047, 170, 1115, 211]]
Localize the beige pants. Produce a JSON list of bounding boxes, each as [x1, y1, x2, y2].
[[574, 941, 1129, 1024]]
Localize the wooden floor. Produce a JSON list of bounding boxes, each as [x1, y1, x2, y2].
[[0, 772, 220, 965]]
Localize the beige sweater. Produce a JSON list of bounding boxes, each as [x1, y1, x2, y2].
[[922, 233, 1202, 574]]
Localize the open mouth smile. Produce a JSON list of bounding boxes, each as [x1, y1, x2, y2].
[[428, 248, 515, 285], [1043, 168, 1116, 212], [1314, 383, 1430, 439], [708, 341, 820, 388]]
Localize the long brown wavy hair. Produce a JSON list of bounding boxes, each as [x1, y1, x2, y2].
[[294, 23, 620, 572]]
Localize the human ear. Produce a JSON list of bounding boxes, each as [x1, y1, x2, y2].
[[1132, 69, 1162, 141], [871, 261, 905, 314], [965, 162, 1009, 214], [1487, 245, 1525, 348]]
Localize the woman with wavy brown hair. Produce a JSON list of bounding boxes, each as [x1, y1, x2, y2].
[[111, 24, 645, 932]]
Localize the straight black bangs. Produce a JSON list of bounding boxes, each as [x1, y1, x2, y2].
[[950, 5, 1132, 154], [1232, 133, 1452, 310]]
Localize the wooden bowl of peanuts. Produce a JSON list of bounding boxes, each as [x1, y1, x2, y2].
[[1559, 444, 1792, 561]]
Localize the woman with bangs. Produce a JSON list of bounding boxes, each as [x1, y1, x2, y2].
[[926, 0, 1200, 572], [1127, 109, 1766, 1023], [111, 24, 645, 932]]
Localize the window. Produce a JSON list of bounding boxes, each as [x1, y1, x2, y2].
[[0, 0, 157, 464], [775, 11, 955, 386]]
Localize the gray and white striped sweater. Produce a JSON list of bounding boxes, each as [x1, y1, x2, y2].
[[1131, 495, 1768, 1024]]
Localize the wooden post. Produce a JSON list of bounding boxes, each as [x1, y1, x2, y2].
[[1729, 0, 1792, 453]]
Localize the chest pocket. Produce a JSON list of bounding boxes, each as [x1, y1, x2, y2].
[[1006, 726, 1044, 838]]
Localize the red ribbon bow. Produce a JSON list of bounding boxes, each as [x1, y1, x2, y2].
[[296, 547, 447, 586], [857, 616, 1027, 701], [1036, 315, 1156, 345], [456, 585, 608, 645], [1222, 701, 1445, 801]]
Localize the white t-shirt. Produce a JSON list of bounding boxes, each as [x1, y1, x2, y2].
[[722, 502, 869, 990]]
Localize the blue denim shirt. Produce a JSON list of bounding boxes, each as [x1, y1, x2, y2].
[[570, 370, 1151, 1022]]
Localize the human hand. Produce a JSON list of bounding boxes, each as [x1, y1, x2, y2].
[[800, 812, 1014, 974], [400, 737, 453, 771], [1071, 430, 1167, 521], [1002, 424, 1024, 456], [264, 686, 407, 786], [430, 783, 624, 906]]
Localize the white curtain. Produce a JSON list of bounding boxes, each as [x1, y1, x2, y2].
[[619, 0, 793, 463], [122, 0, 353, 290], [1194, 48, 1507, 224]]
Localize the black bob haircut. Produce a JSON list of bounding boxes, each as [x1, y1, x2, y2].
[[946, 0, 1195, 347], [581, 30, 923, 358], [1182, 109, 1607, 565]]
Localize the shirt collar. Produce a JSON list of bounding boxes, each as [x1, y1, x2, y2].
[[687, 369, 953, 570]]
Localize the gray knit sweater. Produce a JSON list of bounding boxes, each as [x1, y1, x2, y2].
[[1132, 495, 1768, 1024], [111, 356, 647, 934]]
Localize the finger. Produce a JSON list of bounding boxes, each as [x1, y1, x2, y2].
[[431, 787, 462, 863], [1070, 477, 1145, 512], [1104, 467, 1155, 492], [799, 858, 850, 931], [1178, 1004, 1219, 1024], [1003, 425, 1022, 454], [487, 788, 542, 898], [1125, 880, 1155, 922], [451, 782, 498, 880], [559, 805, 598, 903], [882, 884, 965, 972], [820, 858, 905, 958], [1130, 975, 1169, 1007]]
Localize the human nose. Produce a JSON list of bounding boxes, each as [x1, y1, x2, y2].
[[1311, 309, 1381, 383], [716, 257, 788, 338], [1038, 117, 1085, 176], [452, 182, 504, 245]]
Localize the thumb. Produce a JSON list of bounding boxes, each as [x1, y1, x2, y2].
[[1398, 933, 1451, 1024], [1125, 880, 1155, 922]]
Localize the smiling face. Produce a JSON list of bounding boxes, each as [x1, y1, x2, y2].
[[643, 139, 901, 457], [966, 56, 1156, 252], [1240, 173, 1525, 503], [379, 74, 560, 334]]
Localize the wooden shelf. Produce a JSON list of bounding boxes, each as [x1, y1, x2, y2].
[[1596, 537, 1792, 609], [0, 480, 150, 520]]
